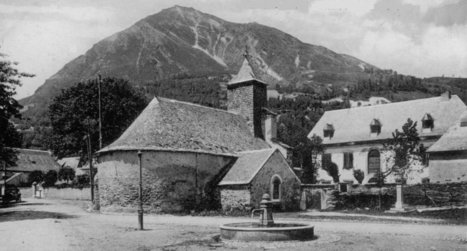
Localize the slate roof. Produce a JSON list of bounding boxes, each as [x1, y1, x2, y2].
[[219, 148, 276, 185], [308, 95, 467, 145], [428, 111, 467, 152], [228, 57, 266, 86], [99, 97, 270, 155], [10, 149, 60, 172]]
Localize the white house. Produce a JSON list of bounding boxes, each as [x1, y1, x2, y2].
[[308, 92, 466, 184]]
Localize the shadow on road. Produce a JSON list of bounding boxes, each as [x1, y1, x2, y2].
[[0, 210, 76, 222]]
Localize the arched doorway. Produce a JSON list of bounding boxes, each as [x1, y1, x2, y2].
[[368, 149, 381, 174]]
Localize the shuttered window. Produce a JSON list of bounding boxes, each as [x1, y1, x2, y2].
[[343, 152, 353, 169], [322, 153, 332, 168], [368, 149, 380, 174]]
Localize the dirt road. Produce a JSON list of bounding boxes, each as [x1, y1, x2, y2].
[[0, 199, 465, 250]]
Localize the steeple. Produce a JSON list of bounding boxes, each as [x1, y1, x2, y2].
[[227, 49, 267, 139]]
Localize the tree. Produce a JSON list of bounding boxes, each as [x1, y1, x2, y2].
[[49, 77, 148, 160], [28, 170, 44, 184], [381, 118, 424, 184], [0, 52, 33, 166], [58, 167, 75, 184], [44, 170, 58, 187], [299, 135, 324, 184]]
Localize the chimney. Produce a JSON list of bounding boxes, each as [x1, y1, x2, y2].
[[441, 91, 451, 100], [262, 109, 278, 142]]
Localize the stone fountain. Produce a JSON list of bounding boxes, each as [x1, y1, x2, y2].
[[220, 194, 315, 242]]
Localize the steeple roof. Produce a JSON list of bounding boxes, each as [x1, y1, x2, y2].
[[228, 53, 266, 86]]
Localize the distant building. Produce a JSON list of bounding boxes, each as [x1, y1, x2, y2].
[[350, 96, 391, 108], [97, 54, 299, 213], [2, 149, 60, 186], [427, 111, 467, 183], [308, 92, 466, 184]]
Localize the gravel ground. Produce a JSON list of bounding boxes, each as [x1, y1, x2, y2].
[[0, 199, 466, 250]]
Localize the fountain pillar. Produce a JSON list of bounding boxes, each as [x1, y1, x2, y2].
[[259, 194, 274, 226]]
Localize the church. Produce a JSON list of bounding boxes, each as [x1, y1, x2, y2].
[[97, 54, 300, 213]]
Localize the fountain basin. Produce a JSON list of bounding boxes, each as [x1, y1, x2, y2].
[[220, 222, 314, 242]]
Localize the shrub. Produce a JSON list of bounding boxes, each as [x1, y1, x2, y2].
[[28, 170, 44, 184], [324, 162, 340, 183], [353, 169, 365, 184], [58, 167, 75, 184], [43, 170, 58, 187], [75, 174, 90, 187]]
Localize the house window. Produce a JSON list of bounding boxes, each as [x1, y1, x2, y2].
[[323, 124, 334, 138], [422, 113, 434, 129], [370, 119, 381, 134], [343, 152, 353, 169], [271, 175, 282, 201], [368, 149, 380, 174], [322, 153, 332, 168]]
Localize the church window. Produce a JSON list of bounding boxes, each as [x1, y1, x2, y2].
[[271, 175, 282, 200]]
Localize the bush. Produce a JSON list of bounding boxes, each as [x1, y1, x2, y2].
[[324, 162, 339, 183], [44, 170, 58, 187], [335, 193, 396, 210], [353, 169, 365, 184], [28, 170, 44, 184], [58, 167, 75, 184], [75, 174, 90, 187]]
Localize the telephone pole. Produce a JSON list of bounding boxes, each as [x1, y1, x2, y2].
[[86, 133, 94, 203], [98, 75, 103, 150], [137, 150, 143, 230]]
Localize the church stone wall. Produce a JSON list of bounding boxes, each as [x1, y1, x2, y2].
[[97, 150, 233, 213]]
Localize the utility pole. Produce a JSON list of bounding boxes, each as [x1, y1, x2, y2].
[[86, 133, 94, 203], [137, 150, 143, 230], [2, 161, 6, 196], [98, 75, 103, 150]]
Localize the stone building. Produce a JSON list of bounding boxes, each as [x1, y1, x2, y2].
[[308, 92, 466, 184], [218, 149, 301, 211], [97, 55, 298, 213], [2, 149, 60, 186], [427, 111, 467, 183]]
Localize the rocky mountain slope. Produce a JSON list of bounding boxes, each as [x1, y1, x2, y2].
[[21, 5, 378, 124]]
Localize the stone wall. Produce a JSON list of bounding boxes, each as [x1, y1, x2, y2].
[[429, 151, 467, 183], [220, 186, 251, 211], [19, 187, 91, 200], [97, 150, 233, 213], [249, 151, 301, 211]]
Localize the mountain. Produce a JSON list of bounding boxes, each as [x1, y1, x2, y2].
[[21, 5, 379, 124]]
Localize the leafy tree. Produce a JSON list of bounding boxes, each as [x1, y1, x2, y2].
[[44, 170, 58, 187], [324, 162, 340, 183], [58, 167, 75, 184], [0, 52, 33, 166], [28, 170, 44, 184], [299, 135, 323, 184], [382, 118, 424, 184], [49, 77, 148, 159]]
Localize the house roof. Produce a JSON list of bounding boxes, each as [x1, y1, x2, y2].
[[99, 97, 270, 155], [11, 149, 60, 172], [428, 111, 467, 152], [228, 57, 266, 86], [57, 157, 80, 169], [219, 148, 277, 186], [308, 95, 467, 145]]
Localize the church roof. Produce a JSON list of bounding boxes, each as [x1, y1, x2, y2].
[[228, 57, 266, 87], [99, 97, 270, 155], [218, 148, 276, 185], [428, 111, 467, 152], [308, 95, 466, 145]]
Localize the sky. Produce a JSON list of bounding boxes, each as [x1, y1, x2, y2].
[[1, 0, 466, 98]]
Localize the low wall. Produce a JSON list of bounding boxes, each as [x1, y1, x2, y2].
[[19, 187, 91, 201]]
